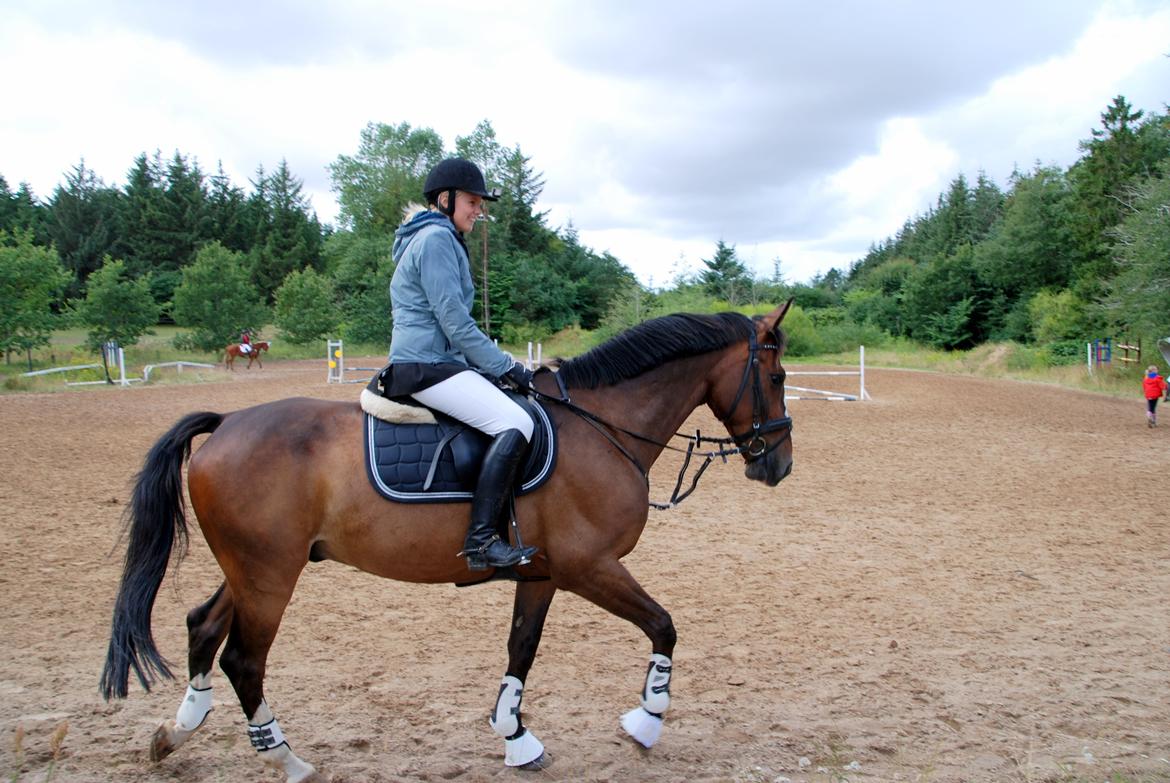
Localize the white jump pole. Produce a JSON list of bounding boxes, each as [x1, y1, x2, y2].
[[102, 341, 129, 387], [116, 345, 128, 387], [786, 345, 869, 401], [859, 345, 867, 400], [524, 341, 544, 369]]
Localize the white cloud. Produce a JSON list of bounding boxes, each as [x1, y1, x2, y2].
[[824, 119, 959, 248], [2, 1, 1167, 289], [925, 2, 1170, 182]]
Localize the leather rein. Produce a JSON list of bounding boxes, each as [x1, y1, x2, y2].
[[531, 330, 793, 510]]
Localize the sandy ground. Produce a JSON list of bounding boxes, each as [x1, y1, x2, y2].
[[0, 357, 1167, 783]]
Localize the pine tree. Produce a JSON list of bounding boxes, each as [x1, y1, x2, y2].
[[699, 240, 752, 304], [969, 171, 1005, 242], [930, 174, 974, 258], [0, 176, 16, 231], [249, 160, 323, 303], [0, 177, 49, 242], [48, 160, 120, 297], [207, 162, 251, 253], [1070, 95, 1148, 289], [118, 153, 171, 279], [160, 151, 211, 267], [493, 146, 549, 256]]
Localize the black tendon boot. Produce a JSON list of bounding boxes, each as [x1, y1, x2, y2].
[[461, 429, 538, 570]]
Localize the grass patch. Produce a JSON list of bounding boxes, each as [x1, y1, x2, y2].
[[530, 325, 600, 360], [2, 325, 1155, 401], [807, 339, 1149, 399]]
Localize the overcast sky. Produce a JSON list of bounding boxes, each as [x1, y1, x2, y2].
[[3, 1, 1168, 286]]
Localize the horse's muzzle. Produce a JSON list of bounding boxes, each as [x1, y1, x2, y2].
[[739, 417, 792, 487], [745, 454, 792, 486]]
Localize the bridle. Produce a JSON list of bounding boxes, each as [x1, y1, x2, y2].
[[724, 330, 793, 459], [531, 329, 793, 510]]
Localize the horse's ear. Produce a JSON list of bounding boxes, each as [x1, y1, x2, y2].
[[762, 298, 795, 331]]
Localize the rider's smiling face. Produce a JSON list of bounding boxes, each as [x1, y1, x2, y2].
[[441, 190, 484, 234]]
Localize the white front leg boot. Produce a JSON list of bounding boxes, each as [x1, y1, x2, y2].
[[490, 675, 546, 767], [621, 653, 672, 748]]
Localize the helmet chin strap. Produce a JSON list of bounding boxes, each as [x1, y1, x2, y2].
[[437, 188, 457, 218]]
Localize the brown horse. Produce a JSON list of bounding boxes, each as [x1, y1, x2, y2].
[[101, 303, 795, 782], [224, 340, 269, 370]]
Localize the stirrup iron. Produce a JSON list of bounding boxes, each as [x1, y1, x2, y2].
[[459, 535, 534, 571]]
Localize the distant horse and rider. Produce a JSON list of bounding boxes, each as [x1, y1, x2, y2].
[[224, 340, 269, 371], [102, 303, 796, 782]]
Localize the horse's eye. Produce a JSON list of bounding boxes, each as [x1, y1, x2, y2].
[[770, 373, 783, 386]]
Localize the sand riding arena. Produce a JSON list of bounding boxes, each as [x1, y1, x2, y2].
[[0, 359, 1166, 782]]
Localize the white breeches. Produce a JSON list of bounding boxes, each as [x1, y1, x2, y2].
[[411, 370, 533, 441]]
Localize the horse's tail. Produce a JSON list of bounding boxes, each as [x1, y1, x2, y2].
[[100, 411, 224, 700]]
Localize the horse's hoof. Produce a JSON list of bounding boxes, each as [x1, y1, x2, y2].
[[149, 723, 175, 762], [517, 751, 551, 771]]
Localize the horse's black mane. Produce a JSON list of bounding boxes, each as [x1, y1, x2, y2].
[[555, 312, 784, 390]]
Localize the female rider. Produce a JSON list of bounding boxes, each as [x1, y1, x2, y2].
[[382, 158, 537, 570]]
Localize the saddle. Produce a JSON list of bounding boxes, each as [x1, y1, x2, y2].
[[360, 386, 557, 504]]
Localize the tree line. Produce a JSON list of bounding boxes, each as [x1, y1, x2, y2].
[[0, 119, 635, 366], [837, 95, 1169, 357], [3, 96, 1167, 371], [637, 94, 1168, 362]]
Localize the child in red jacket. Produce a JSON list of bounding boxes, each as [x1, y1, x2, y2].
[[1143, 365, 1168, 427]]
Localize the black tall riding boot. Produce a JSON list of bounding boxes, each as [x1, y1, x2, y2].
[[461, 428, 538, 570]]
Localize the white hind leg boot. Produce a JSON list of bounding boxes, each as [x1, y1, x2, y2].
[[248, 700, 317, 783], [175, 673, 214, 732], [151, 673, 213, 760], [621, 653, 672, 748]]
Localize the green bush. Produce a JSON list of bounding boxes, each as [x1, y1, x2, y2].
[[340, 288, 392, 346], [274, 268, 342, 345], [1029, 289, 1087, 343], [499, 321, 549, 347], [774, 305, 886, 357], [171, 242, 269, 351], [813, 320, 890, 355], [1042, 339, 1085, 366], [72, 257, 160, 352], [779, 306, 820, 356]]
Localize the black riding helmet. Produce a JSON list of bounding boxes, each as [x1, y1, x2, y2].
[[423, 158, 499, 217]]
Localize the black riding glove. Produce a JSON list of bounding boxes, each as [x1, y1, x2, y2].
[[503, 361, 534, 393]]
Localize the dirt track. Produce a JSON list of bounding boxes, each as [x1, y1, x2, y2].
[[0, 359, 1167, 782]]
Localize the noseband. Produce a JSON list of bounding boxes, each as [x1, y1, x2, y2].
[[533, 329, 793, 509]]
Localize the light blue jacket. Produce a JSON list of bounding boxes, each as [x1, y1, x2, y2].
[[388, 209, 513, 377]]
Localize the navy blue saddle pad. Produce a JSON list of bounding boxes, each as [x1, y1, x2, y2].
[[363, 394, 556, 503]]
